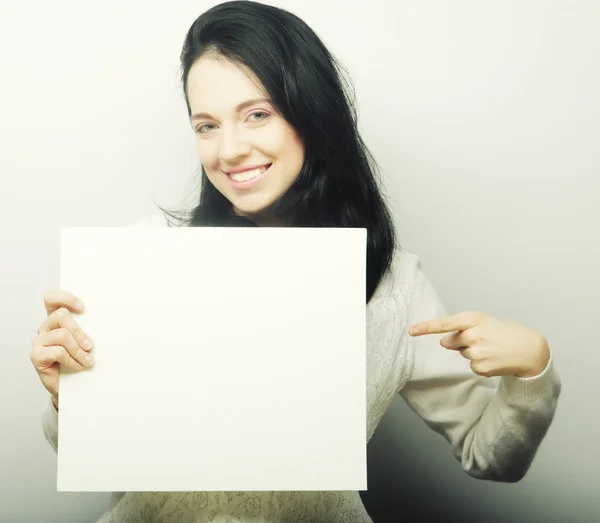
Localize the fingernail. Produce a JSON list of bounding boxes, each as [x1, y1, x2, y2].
[[86, 354, 95, 366], [82, 338, 93, 350], [75, 299, 85, 310]]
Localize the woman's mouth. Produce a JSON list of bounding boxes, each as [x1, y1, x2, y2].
[[227, 164, 272, 189]]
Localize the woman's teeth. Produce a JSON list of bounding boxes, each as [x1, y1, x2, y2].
[[230, 165, 269, 182]]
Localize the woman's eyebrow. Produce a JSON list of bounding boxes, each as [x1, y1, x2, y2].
[[190, 98, 271, 121]]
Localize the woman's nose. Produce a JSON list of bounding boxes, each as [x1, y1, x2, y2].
[[218, 127, 251, 162]]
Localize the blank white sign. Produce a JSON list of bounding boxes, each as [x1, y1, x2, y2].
[[57, 227, 367, 492]]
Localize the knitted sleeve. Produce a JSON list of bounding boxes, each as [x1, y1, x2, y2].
[[399, 264, 561, 481]]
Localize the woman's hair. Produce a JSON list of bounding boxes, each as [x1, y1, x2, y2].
[[161, 0, 397, 302]]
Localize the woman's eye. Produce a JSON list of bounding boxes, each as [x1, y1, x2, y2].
[[196, 124, 216, 134], [248, 111, 268, 122]]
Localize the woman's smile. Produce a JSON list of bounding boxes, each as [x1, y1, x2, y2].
[[226, 163, 272, 189]]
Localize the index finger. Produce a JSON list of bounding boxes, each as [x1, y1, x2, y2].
[[43, 290, 84, 316], [409, 314, 475, 336]]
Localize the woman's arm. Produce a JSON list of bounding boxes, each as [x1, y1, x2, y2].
[[399, 266, 561, 482]]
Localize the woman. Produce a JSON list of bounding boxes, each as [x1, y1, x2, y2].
[[31, 1, 561, 522]]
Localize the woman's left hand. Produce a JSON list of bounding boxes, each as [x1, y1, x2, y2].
[[409, 311, 551, 378]]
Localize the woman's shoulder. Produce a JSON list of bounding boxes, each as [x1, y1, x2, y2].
[[390, 246, 421, 286], [369, 245, 422, 305]]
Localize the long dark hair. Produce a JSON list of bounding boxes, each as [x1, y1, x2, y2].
[[161, 0, 397, 302]]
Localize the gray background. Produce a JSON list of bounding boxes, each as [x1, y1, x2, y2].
[[1, 1, 597, 522]]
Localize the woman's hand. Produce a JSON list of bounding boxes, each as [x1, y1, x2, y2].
[[409, 311, 551, 378], [30, 291, 95, 408]]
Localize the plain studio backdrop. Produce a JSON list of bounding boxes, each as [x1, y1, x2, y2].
[[1, 1, 597, 522]]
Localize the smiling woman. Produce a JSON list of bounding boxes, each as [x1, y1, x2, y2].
[[30, 1, 562, 523]]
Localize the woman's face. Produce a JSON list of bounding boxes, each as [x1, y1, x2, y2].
[[186, 54, 305, 221]]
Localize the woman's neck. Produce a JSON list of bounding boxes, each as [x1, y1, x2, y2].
[[234, 208, 282, 227]]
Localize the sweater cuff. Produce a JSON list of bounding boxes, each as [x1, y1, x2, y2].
[[499, 356, 561, 404], [42, 395, 59, 453], [46, 394, 58, 417]]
